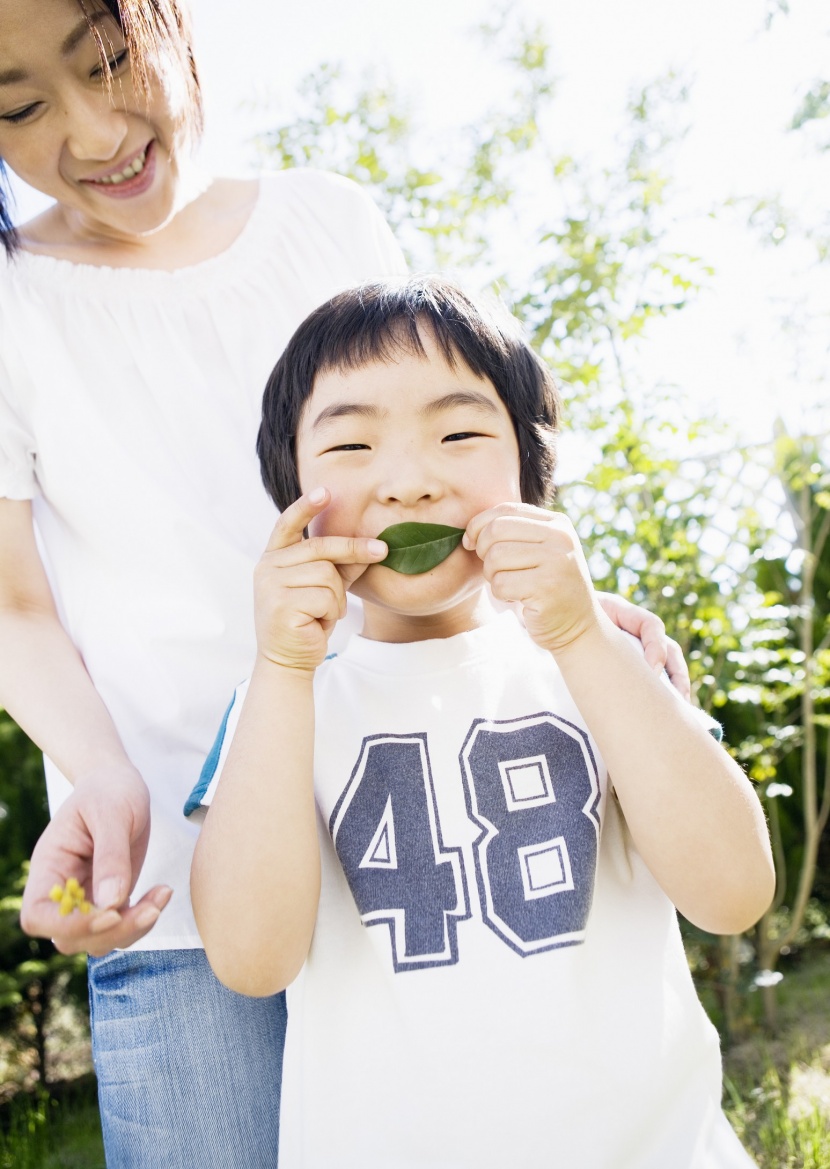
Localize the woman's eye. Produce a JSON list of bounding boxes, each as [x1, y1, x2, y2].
[[92, 48, 129, 78], [1, 104, 40, 124]]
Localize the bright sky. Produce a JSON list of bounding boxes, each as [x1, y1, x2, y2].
[[9, 0, 830, 445]]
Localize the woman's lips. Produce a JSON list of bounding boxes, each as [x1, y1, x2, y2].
[[81, 141, 157, 199]]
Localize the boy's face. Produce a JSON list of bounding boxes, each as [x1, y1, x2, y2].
[[295, 329, 522, 642]]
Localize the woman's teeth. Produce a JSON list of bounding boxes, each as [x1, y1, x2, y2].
[[92, 149, 147, 185]]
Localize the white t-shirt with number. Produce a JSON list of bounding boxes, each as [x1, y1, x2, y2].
[[0, 170, 405, 948], [189, 611, 755, 1169]]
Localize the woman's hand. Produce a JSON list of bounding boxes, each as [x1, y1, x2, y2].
[[20, 764, 172, 957], [594, 591, 690, 700]]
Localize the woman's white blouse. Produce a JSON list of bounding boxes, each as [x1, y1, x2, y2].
[[0, 169, 406, 947]]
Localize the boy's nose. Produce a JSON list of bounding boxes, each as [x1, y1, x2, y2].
[[377, 447, 443, 508], [64, 90, 129, 163]]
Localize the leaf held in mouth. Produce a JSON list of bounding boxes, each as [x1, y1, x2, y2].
[[376, 522, 466, 575]]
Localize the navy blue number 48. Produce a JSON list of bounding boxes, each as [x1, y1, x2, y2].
[[330, 735, 469, 972], [330, 714, 601, 970]]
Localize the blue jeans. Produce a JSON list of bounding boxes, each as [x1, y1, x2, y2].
[[88, 948, 286, 1168]]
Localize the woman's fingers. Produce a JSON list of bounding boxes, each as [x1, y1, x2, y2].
[[52, 886, 174, 957]]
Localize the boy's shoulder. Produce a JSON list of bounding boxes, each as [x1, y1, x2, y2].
[[183, 681, 250, 820]]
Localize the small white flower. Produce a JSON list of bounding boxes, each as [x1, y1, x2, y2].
[[765, 783, 793, 799], [752, 969, 784, 989]]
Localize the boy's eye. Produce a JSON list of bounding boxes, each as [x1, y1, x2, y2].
[[443, 432, 482, 443], [324, 443, 371, 453], [1, 103, 40, 124], [92, 48, 129, 78]]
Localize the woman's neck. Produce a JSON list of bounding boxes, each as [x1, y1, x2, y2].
[[17, 172, 260, 271]]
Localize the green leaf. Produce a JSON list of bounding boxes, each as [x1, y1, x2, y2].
[[377, 522, 465, 574]]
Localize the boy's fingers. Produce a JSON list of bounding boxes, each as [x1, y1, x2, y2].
[[464, 504, 565, 553], [337, 561, 375, 590], [265, 488, 331, 552], [274, 536, 387, 568], [464, 503, 528, 549], [473, 517, 564, 563]]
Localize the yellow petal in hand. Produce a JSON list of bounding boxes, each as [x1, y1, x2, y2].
[[50, 878, 92, 915]]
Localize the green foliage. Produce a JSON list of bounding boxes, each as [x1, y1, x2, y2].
[[791, 81, 830, 133], [725, 1065, 830, 1169], [0, 1081, 104, 1169], [0, 711, 48, 889], [0, 713, 87, 1089], [255, 10, 830, 1034], [258, 12, 556, 274]]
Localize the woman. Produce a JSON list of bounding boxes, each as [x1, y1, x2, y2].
[[0, 1, 686, 1165]]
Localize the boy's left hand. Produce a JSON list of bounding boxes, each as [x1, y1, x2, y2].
[[464, 503, 600, 656]]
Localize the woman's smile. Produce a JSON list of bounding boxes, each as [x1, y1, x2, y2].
[[80, 139, 156, 198]]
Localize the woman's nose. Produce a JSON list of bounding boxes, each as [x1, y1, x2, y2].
[[64, 90, 128, 162]]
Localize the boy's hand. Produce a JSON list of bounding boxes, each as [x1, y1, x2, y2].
[[255, 488, 387, 673], [464, 503, 601, 656]]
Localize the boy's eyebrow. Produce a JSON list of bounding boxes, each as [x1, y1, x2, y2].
[[0, 14, 114, 87], [310, 402, 388, 431], [309, 390, 500, 432], [420, 391, 501, 417]]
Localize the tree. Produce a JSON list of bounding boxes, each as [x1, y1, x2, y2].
[[0, 712, 87, 1092], [255, 14, 829, 1039]]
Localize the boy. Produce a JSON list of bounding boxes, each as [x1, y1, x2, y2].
[[189, 276, 774, 1168]]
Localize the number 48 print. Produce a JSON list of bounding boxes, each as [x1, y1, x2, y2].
[[329, 714, 602, 972]]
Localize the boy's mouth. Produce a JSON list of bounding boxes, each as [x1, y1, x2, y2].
[[375, 522, 466, 575]]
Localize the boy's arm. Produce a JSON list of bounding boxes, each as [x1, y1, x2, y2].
[[191, 491, 387, 996], [466, 504, 775, 936]]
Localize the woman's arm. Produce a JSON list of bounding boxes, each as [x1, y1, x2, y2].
[[0, 499, 171, 953]]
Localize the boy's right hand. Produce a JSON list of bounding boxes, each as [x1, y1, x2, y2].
[[254, 488, 387, 673]]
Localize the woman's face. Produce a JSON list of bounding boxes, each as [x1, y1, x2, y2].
[[0, 0, 185, 242]]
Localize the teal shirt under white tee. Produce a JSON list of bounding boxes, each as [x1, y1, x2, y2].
[[0, 170, 406, 949], [187, 612, 754, 1169]]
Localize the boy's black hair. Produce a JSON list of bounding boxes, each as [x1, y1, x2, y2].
[[257, 275, 561, 511]]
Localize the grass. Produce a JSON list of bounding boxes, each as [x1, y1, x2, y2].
[[722, 949, 830, 1167], [0, 1079, 104, 1169], [725, 1066, 830, 1169]]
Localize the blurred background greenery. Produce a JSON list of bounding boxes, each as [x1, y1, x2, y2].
[[2, 5, 829, 1166]]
